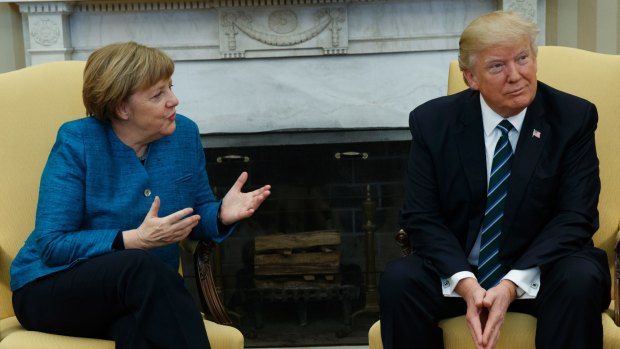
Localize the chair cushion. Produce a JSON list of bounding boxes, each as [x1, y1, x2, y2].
[[368, 301, 618, 349], [439, 312, 536, 349], [0, 316, 113, 349], [204, 319, 244, 349], [602, 306, 620, 349], [0, 316, 243, 349], [0, 317, 26, 342]]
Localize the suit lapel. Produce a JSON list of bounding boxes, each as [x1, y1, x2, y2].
[[455, 92, 488, 251], [503, 89, 548, 237]]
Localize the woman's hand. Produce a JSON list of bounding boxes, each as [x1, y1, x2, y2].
[[123, 196, 201, 249], [219, 171, 271, 226]]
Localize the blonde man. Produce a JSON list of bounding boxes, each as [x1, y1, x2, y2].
[[380, 11, 610, 349]]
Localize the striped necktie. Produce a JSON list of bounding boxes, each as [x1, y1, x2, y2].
[[478, 119, 514, 289]]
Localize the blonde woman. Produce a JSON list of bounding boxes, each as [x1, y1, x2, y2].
[[11, 42, 270, 348]]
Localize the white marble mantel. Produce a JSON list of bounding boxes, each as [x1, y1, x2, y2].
[[5, 0, 546, 137]]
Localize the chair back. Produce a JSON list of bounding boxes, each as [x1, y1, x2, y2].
[[448, 46, 620, 301], [0, 61, 87, 319]]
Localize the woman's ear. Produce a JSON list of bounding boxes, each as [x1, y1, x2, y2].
[[115, 101, 130, 121]]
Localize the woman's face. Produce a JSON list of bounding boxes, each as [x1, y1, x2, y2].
[[118, 78, 179, 142]]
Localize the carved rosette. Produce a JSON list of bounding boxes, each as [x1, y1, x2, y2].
[[30, 18, 61, 46], [219, 7, 348, 58], [19, 2, 75, 64], [268, 10, 298, 34]]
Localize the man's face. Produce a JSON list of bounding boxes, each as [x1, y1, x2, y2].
[[463, 40, 538, 117]]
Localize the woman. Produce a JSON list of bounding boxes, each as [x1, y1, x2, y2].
[[10, 41, 270, 348]]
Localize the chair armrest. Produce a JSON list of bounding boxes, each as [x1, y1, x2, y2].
[[194, 240, 233, 326], [395, 229, 412, 256], [615, 227, 620, 326]]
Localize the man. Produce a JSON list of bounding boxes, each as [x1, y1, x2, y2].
[[379, 11, 610, 349]]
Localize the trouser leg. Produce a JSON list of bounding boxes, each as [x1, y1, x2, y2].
[[378, 254, 466, 349], [534, 251, 610, 349], [13, 249, 211, 349]]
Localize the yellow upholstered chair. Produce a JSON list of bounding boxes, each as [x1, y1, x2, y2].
[[368, 46, 620, 348], [0, 61, 243, 348]]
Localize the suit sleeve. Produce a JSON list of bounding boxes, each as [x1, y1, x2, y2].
[[34, 124, 119, 267], [189, 126, 235, 243], [400, 110, 472, 277]]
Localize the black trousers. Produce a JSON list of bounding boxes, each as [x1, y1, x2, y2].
[[379, 250, 610, 349], [13, 249, 211, 349]]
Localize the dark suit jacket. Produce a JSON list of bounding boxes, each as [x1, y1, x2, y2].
[[399, 81, 608, 279]]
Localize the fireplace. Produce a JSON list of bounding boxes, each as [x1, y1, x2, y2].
[[190, 128, 409, 346]]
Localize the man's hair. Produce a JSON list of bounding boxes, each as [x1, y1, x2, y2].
[[458, 11, 539, 73], [83, 41, 175, 122]]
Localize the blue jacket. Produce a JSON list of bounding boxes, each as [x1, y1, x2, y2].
[[11, 115, 231, 291]]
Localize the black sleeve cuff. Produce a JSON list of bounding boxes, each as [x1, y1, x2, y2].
[[217, 205, 232, 234], [112, 230, 125, 250]]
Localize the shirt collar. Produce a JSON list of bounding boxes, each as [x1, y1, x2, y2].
[[480, 95, 526, 137]]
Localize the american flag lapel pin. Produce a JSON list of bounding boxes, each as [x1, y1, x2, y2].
[[532, 129, 541, 139]]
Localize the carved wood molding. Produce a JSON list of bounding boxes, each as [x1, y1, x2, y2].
[[395, 229, 412, 257], [226, 9, 332, 47], [220, 7, 347, 58], [219, 7, 347, 57], [194, 240, 232, 325], [615, 241, 619, 325], [17, 0, 385, 13], [18, 2, 73, 13]]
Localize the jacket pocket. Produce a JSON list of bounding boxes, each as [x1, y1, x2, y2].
[[174, 173, 193, 183]]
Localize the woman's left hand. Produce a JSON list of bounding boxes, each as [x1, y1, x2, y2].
[[219, 171, 271, 225]]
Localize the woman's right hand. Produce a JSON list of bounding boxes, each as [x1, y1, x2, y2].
[[122, 196, 201, 249]]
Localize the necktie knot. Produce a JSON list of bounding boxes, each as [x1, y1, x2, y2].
[[497, 120, 513, 136]]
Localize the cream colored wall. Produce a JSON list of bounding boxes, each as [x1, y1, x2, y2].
[[547, 0, 620, 54], [0, 3, 24, 73]]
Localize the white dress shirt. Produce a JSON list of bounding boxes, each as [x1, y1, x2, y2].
[[441, 95, 541, 299]]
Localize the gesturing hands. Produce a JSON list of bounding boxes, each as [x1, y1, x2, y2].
[[122, 172, 270, 250], [219, 171, 271, 226], [124, 196, 201, 250], [456, 278, 518, 349]]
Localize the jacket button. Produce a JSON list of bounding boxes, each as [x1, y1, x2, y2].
[[144, 189, 152, 197]]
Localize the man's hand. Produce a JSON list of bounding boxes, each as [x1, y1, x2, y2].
[[455, 277, 487, 349], [456, 278, 518, 349], [479, 280, 518, 349]]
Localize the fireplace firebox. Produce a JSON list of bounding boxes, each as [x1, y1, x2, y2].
[[181, 129, 410, 347]]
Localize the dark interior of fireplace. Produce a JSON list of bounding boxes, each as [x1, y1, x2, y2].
[[182, 132, 410, 347]]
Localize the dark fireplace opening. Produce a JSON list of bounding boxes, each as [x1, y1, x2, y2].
[[183, 130, 410, 347]]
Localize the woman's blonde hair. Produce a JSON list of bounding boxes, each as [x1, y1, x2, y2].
[[459, 11, 539, 75], [83, 41, 174, 122]]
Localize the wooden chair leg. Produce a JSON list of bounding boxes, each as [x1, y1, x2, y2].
[[614, 238, 619, 326], [194, 240, 233, 325]]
